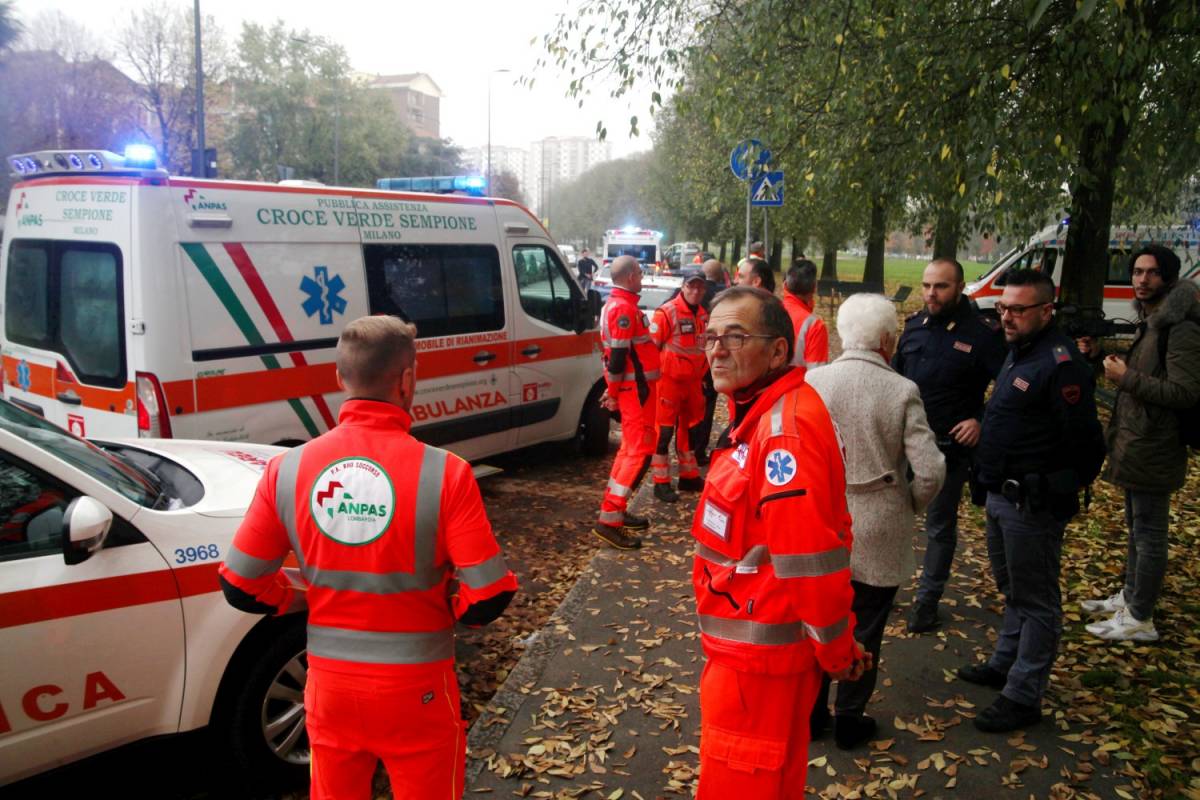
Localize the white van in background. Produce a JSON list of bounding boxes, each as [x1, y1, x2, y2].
[[1, 148, 610, 460], [966, 222, 1200, 322]]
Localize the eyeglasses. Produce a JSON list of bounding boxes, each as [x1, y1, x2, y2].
[[699, 332, 777, 351], [994, 301, 1049, 317]]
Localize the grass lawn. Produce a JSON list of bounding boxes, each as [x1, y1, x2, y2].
[[832, 255, 999, 288]]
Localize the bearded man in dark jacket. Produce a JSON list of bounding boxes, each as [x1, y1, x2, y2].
[[1083, 245, 1200, 643]]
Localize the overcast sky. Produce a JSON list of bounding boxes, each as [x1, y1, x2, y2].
[[13, 0, 660, 158]]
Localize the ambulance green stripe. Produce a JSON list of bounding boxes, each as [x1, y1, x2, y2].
[[181, 243, 320, 438]]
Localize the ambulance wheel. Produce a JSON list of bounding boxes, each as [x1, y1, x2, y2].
[[578, 384, 611, 457], [222, 619, 310, 787]]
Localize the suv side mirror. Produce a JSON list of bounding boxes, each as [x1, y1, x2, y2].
[[62, 496, 113, 565], [576, 288, 602, 334]]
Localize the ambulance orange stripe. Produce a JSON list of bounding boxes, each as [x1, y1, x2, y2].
[[0, 563, 220, 629], [2, 356, 134, 412]]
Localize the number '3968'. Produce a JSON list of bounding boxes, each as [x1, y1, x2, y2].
[[175, 544, 220, 564]]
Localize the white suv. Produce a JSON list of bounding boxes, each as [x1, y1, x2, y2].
[[0, 398, 308, 787]]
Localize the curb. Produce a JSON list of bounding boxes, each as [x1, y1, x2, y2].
[[464, 546, 615, 785]]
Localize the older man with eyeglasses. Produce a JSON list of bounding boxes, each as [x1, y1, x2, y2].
[[961, 270, 1105, 733], [690, 285, 870, 798]]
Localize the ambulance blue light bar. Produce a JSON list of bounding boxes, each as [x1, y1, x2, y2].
[[7, 148, 169, 178], [375, 175, 488, 197]]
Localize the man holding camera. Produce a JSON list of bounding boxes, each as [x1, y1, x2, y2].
[[960, 270, 1105, 732], [894, 258, 1005, 633]]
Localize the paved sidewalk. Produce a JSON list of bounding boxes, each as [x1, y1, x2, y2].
[[466, 485, 1129, 799]]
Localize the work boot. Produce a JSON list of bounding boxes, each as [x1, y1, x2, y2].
[[834, 714, 877, 750], [677, 476, 704, 492], [907, 601, 940, 633], [592, 524, 642, 550], [957, 662, 1008, 690], [622, 513, 650, 530], [654, 483, 679, 503], [973, 695, 1040, 733]]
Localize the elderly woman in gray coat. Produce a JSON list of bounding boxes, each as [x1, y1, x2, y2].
[[806, 293, 946, 750]]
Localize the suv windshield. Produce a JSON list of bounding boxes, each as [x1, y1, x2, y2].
[[0, 399, 159, 506]]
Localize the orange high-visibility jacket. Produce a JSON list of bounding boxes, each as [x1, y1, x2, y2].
[[600, 287, 661, 392], [651, 294, 709, 380], [218, 399, 518, 675], [692, 367, 857, 676], [782, 292, 830, 369]]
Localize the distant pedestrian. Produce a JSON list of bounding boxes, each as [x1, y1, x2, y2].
[[736, 240, 766, 271], [692, 286, 870, 797], [577, 248, 598, 292], [894, 258, 1005, 634], [807, 294, 945, 750], [782, 258, 830, 371], [690, 259, 729, 464], [1084, 246, 1200, 642], [959, 270, 1105, 733]]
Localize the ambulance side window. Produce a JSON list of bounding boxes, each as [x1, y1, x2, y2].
[[514, 245, 579, 330], [363, 244, 504, 338], [4, 242, 51, 345], [0, 456, 70, 562]]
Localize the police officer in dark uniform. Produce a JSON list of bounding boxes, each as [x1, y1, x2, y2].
[[893, 258, 1005, 633], [957, 269, 1105, 733]]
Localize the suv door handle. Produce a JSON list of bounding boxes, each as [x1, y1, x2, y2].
[[522, 345, 542, 357], [56, 391, 83, 405], [473, 351, 497, 365]]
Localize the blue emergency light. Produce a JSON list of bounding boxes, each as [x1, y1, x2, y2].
[[123, 144, 158, 168], [375, 175, 488, 197]]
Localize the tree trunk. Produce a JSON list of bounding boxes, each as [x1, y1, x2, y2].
[[732, 235, 742, 264], [821, 247, 839, 280], [702, 240, 709, 253], [932, 208, 960, 261], [1059, 115, 1130, 309], [864, 196, 887, 288], [769, 239, 783, 271], [719, 240, 727, 263]]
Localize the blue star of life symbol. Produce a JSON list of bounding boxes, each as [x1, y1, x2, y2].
[[300, 266, 347, 325], [16, 359, 31, 392], [766, 449, 796, 486]]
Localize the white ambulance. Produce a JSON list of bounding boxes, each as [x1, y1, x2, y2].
[[601, 226, 664, 271], [0, 149, 609, 459], [966, 221, 1200, 322]]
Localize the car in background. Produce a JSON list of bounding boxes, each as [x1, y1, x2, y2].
[[665, 241, 702, 271], [592, 269, 680, 312], [559, 244, 578, 268], [0, 398, 309, 787]]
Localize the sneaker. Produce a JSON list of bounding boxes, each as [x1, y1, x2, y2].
[[653, 483, 679, 503], [1080, 590, 1126, 615], [677, 476, 705, 492], [1085, 608, 1159, 642], [957, 662, 1008, 690], [907, 601, 940, 633], [621, 513, 650, 530], [834, 714, 877, 750], [974, 695, 1040, 732], [593, 524, 642, 550]]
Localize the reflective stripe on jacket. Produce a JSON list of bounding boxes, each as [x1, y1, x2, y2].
[[691, 367, 857, 676], [219, 399, 518, 675], [651, 294, 708, 380], [782, 292, 829, 369], [600, 286, 662, 389]]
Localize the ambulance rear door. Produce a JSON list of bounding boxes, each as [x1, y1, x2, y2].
[[1, 179, 136, 438], [505, 212, 599, 449], [357, 195, 515, 460]]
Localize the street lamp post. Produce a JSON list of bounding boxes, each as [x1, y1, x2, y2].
[[193, 0, 205, 177], [293, 36, 341, 184], [487, 68, 511, 196]]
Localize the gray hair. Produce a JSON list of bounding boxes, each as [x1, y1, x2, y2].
[[836, 294, 897, 351]]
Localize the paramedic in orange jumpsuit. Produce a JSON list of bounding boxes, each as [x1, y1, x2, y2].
[[648, 273, 708, 503], [782, 258, 830, 372], [692, 286, 870, 797], [218, 315, 518, 800], [595, 255, 660, 550]]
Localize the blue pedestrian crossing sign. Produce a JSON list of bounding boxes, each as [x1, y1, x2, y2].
[[730, 139, 772, 181], [751, 171, 784, 207]]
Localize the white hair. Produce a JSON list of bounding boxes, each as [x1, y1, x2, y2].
[[836, 294, 898, 351]]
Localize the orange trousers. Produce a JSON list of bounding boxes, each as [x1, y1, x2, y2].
[[305, 663, 465, 800], [598, 382, 657, 527], [652, 376, 704, 484], [697, 659, 822, 798]]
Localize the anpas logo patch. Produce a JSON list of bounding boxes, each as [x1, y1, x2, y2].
[[310, 458, 396, 545]]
